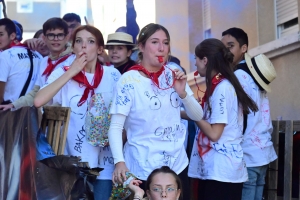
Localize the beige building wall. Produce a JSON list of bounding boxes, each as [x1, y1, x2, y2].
[[257, 0, 276, 45], [155, 0, 190, 72], [210, 0, 258, 49], [268, 50, 300, 120]]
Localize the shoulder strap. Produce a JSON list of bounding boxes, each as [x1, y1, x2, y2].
[[243, 114, 248, 135], [19, 49, 34, 97]]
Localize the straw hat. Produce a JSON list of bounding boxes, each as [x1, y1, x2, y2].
[[105, 32, 135, 48], [244, 53, 276, 92]]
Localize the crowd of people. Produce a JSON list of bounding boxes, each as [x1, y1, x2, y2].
[[0, 0, 278, 199]]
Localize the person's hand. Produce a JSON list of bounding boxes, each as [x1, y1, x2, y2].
[[173, 68, 187, 98], [128, 179, 144, 198], [68, 52, 87, 76], [112, 162, 129, 184], [98, 51, 110, 64], [24, 38, 46, 50], [0, 104, 14, 111]]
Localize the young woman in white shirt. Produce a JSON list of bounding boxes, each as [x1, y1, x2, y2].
[[34, 25, 121, 200], [188, 38, 258, 200], [108, 23, 203, 194]]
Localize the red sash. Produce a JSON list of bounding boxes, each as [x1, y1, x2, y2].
[[63, 62, 103, 107]]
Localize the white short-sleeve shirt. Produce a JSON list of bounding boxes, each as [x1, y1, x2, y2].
[[36, 54, 75, 88], [0, 47, 42, 102], [110, 64, 193, 180], [235, 69, 277, 167], [42, 59, 121, 180], [188, 80, 248, 183]]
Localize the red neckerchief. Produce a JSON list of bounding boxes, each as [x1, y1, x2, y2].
[[128, 64, 175, 90], [9, 41, 27, 48], [105, 62, 111, 66], [63, 62, 103, 107], [200, 73, 224, 108], [129, 64, 165, 86], [197, 73, 225, 157], [43, 54, 72, 78]]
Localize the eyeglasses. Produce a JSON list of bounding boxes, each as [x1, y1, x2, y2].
[[151, 187, 178, 194], [46, 33, 66, 41]]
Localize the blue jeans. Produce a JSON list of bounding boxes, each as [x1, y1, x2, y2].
[[242, 165, 268, 200], [93, 180, 112, 200]]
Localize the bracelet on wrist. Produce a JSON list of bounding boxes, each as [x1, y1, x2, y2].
[[133, 196, 141, 200]]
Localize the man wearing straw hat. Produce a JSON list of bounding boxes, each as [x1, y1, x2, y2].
[[222, 28, 277, 200]]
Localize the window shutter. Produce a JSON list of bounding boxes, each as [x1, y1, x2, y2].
[[276, 0, 298, 25], [203, 0, 211, 30]]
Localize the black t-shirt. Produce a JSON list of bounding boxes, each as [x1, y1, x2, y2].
[[116, 59, 136, 74]]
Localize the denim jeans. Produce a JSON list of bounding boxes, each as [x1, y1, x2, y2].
[[242, 165, 268, 200], [93, 179, 112, 200]]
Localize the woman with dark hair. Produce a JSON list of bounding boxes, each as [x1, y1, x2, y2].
[[128, 166, 182, 200], [188, 38, 258, 200], [105, 32, 136, 74], [108, 23, 203, 193], [34, 25, 121, 200]]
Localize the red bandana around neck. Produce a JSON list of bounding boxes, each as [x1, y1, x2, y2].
[[43, 54, 71, 78], [197, 73, 225, 157], [129, 64, 164, 86], [9, 41, 27, 48], [200, 73, 225, 108], [63, 62, 103, 107]]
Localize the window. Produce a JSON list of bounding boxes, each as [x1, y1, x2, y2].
[[203, 0, 211, 39], [276, 0, 299, 38]]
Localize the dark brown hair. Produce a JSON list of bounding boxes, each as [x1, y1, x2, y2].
[[43, 17, 68, 35], [137, 23, 170, 62], [72, 25, 104, 48], [146, 166, 182, 200], [195, 38, 258, 118]]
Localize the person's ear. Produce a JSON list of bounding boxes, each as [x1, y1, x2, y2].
[[9, 33, 16, 41], [138, 43, 144, 53], [42, 34, 46, 42], [146, 189, 151, 198], [97, 46, 104, 55], [176, 189, 181, 200], [203, 57, 208, 65], [65, 33, 70, 42], [241, 44, 247, 54], [127, 49, 132, 57]]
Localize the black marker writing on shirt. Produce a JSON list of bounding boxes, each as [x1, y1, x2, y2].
[[219, 94, 225, 114], [17, 52, 39, 60], [74, 125, 85, 153]]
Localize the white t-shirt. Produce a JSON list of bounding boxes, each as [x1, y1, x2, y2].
[[0, 46, 42, 102], [36, 54, 75, 88], [42, 59, 120, 180], [235, 69, 277, 167], [98, 146, 115, 180], [188, 80, 248, 183], [110, 64, 193, 180]]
